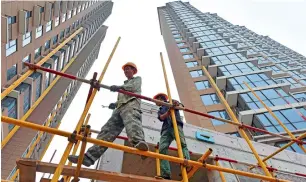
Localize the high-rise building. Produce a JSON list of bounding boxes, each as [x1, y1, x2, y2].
[[157, 1, 306, 153], [1, 1, 113, 179]]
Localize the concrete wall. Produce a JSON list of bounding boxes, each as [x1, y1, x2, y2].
[[96, 101, 306, 181]]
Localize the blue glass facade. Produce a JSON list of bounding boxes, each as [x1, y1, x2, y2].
[[160, 1, 306, 153]]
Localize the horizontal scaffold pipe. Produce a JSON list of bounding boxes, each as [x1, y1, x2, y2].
[[1, 116, 289, 182], [22, 62, 306, 145]]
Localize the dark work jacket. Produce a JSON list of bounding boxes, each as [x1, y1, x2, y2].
[[158, 104, 183, 133]]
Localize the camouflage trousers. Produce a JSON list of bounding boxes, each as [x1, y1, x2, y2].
[[159, 126, 190, 178], [85, 99, 145, 162]]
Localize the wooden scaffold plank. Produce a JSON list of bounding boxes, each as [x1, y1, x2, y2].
[[17, 158, 177, 182]]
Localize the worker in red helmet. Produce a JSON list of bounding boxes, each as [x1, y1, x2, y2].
[[68, 62, 148, 167], [153, 93, 191, 180]]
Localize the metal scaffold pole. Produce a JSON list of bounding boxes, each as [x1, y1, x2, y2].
[[51, 36, 121, 182], [160, 52, 188, 182], [201, 66, 272, 177]]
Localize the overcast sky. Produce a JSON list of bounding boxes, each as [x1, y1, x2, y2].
[[37, 0, 306, 181]]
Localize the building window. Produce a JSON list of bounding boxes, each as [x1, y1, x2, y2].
[[201, 93, 220, 106], [211, 53, 246, 65], [1, 97, 17, 132], [53, 35, 58, 45], [200, 39, 228, 49], [62, 13, 66, 22], [60, 30, 65, 39], [25, 11, 32, 18], [175, 38, 183, 42], [274, 77, 302, 89], [8, 16, 17, 24], [16, 83, 31, 114], [293, 92, 306, 102], [22, 55, 30, 69], [228, 73, 276, 91], [238, 88, 297, 111], [227, 132, 241, 137], [264, 65, 282, 74], [35, 47, 42, 59], [66, 27, 70, 34], [55, 17, 59, 27], [35, 26, 43, 38], [190, 70, 203, 78], [7, 64, 17, 81], [180, 48, 190, 53], [73, 8, 77, 16], [208, 110, 229, 126], [185, 61, 198, 68], [43, 63, 51, 88], [218, 62, 259, 76], [22, 32, 31, 47], [78, 6, 81, 13], [254, 107, 306, 133], [205, 46, 237, 56], [183, 54, 194, 59], [46, 21, 52, 32], [275, 140, 306, 154], [45, 40, 51, 50], [6, 39, 17, 56], [177, 43, 185, 47], [67, 10, 71, 19], [195, 80, 211, 90]]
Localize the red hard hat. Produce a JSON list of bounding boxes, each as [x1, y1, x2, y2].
[[153, 93, 168, 100]]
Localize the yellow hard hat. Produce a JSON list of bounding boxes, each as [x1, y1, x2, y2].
[[122, 62, 137, 74]]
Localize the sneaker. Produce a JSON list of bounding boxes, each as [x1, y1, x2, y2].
[[68, 155, 93, 167], [134, 141, 149, 151]]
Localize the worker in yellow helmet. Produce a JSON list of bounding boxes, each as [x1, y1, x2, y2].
[[153, 93, 191, 180], [68, 62, 148, 167]]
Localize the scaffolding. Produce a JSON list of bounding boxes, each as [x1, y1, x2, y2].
[[1, 37, 306, 182]]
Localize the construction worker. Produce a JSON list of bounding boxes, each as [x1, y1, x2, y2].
[[68, 62, 149, 167], [153, 93, 191, 180]]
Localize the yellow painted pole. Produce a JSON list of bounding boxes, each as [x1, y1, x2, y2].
[[1, 28, 83, 100], [1, 116, 288, 182], [2, 55, 77, 149], [201, 66, 272, 177], [187, 148, 212, 178], [261, 132, 306, 163], [243, 81, 306, 154], [216, 161, 227, 182], [65, 114, 91, 182], [51, 36, 121, 182], [9, 112, 57, 181], [160, 52, 188, 182], [74, 125, 91, 181], [156, 146, 161, 176]]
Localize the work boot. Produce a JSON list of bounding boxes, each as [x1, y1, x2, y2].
[[68, 155, 94, 167], [134, 141, 149, 160], [134, 141, 149, 151], [155, 175, 171, 180]]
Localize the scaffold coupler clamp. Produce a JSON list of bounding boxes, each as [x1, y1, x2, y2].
[[26, 63, 37, 71], [82, 125, 91, 142], [182, 158, 189, 168], [68, 130, 78, 144], [89, 72, 100, 91]]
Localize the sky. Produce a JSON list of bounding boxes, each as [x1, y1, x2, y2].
[[37, 0, 306, 181]]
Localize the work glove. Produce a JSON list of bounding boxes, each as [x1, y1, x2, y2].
[[110, 85, 121, 92], [109, 103, 117, 110]]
